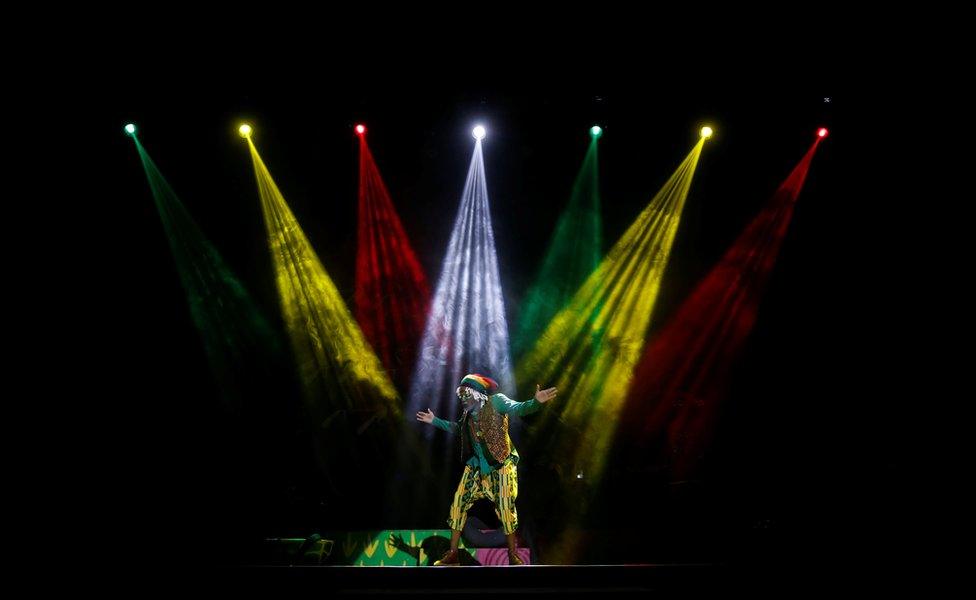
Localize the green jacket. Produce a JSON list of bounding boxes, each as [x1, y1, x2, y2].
[[432, 394, 542, 475]]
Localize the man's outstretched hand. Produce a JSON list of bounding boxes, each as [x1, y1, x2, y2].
[[416, 408, 435, 424], [535, 384, 558, 403]]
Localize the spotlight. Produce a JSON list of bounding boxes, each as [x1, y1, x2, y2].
[[355, 124, 366, 135], [590, 125, 603, 138], [472, 125, 486, 140], [239, 123, 253, 138], [700, 126, 713, 139], [817, 127, 829, 138], [124, 123, 136, 135]]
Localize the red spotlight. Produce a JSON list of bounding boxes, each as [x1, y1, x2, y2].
[[355, 135, 430, 388], [619, 140, 824, 480], [355, 124, 366, 135], [817, 127, 828, 138]]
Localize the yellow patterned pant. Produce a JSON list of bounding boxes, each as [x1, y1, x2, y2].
[[447, 463, 519, 535]]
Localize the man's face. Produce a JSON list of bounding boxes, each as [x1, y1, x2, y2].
[[457, 385, 481, 411]]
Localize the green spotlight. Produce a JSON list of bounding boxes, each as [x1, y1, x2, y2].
[[124, 123, 136, 135], [590, 125, 603, 138]]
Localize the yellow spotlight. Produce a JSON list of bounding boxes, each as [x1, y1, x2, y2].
[[517, 139, 707, 489], [239, 123, 253, 138], [700, 126, 713, 139], [244, 138, 400, 411]]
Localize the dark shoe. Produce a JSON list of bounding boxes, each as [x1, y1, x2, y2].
[[508, 550, 525, 566], [433, 549, 460, 566]]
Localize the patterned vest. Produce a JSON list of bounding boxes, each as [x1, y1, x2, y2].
[[460, 394, 511, 464]]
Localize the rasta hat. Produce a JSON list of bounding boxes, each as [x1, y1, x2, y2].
[[458, 374, 498, 395]]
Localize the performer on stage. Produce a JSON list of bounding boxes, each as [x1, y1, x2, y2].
[[416, 373, 557, 565]]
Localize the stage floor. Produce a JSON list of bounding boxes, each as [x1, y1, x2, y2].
[[205, 563, 731, 594]]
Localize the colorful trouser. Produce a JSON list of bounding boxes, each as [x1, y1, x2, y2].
[[447, 462, 519, 535]]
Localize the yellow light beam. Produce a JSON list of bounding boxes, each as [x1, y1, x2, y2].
[[518, 139, 706, 485], [520, 138, 706, 565], [244, 136, 399, 415]]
